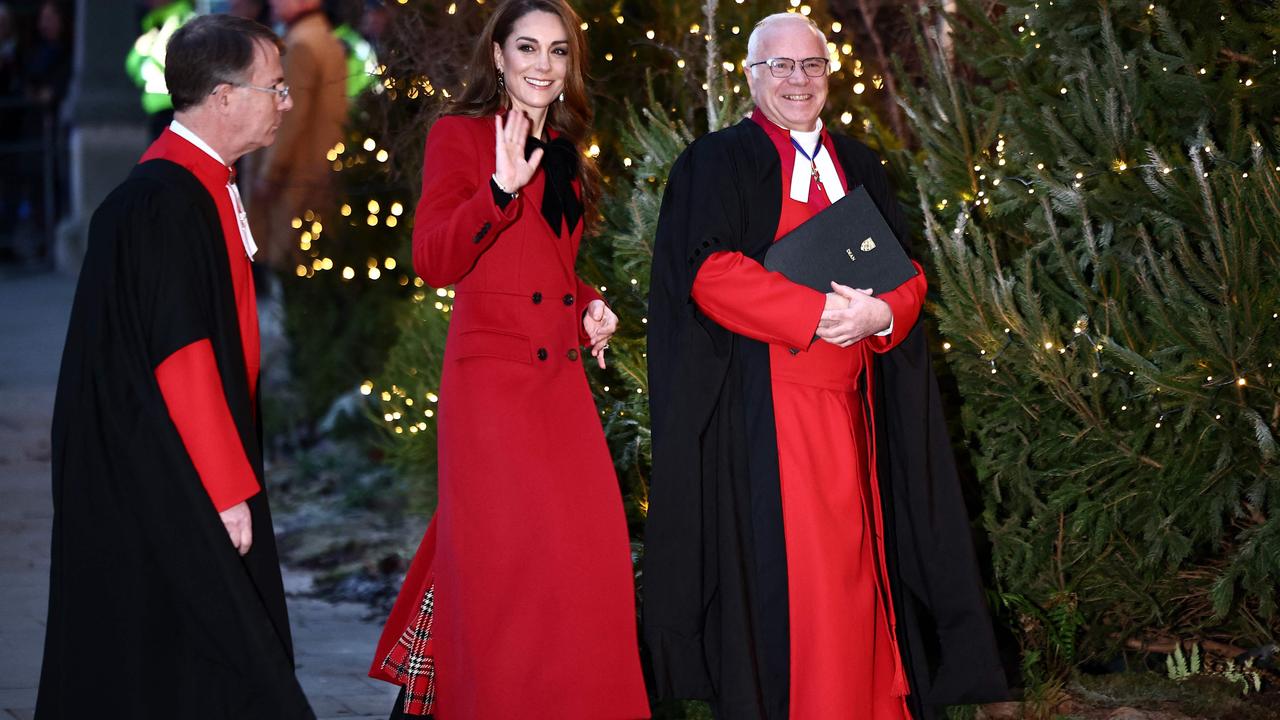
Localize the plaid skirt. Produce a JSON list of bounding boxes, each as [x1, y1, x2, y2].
[[380, 582, 436, 716]]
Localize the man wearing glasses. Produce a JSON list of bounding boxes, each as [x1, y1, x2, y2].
[[645, 13, 1006, 720], [38, 14, 313, 718]]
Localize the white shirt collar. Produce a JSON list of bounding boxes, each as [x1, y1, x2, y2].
[[168, 120, 258, 261], [789, 118, 824, 150], [785, 118, 844, 205], [169, 120, 229, 169]]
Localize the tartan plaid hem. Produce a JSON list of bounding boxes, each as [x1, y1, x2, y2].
[[381, 581, 437, 716]]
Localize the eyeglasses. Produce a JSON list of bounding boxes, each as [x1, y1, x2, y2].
[[216, 81, 291, 102], [746, 57, 830, 79]]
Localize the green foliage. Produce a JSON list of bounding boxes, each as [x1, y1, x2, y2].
[[277, 90, 419, 425], [898, 0, 1280, 674], [997, 589, 1084, 706], [1165, 642, 1201, 681], [1221, 656, 1264, 696], [370, 288, 452, 516], [1164, 641, 1264, 696]]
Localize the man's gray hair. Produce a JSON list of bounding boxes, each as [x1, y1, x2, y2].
[[745, 12, 828, 64]]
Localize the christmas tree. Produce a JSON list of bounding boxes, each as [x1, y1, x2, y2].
[[897, 0, 1280, 685]]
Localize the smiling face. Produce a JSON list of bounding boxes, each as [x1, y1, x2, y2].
[[745, 18, 829, 132], [492, 10, 569, 121]]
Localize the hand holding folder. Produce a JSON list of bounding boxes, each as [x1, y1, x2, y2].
[[763, 185, 917, 295]]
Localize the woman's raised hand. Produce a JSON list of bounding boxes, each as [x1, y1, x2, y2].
[[493, 112, 544, 194]]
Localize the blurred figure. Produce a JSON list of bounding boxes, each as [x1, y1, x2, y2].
[[229, 0, 272, 25], [249, 0, 346, 272], [125, 0, 196, 137], [9, 0, 72, 260], [325, 0, 377, 98], [0, 3, 16, 96], [360, 0, 388, 51], [0, 2, 18, 249], [25, 1, 70, 109]]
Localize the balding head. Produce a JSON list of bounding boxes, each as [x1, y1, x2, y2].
[[746, 13, 827, 64]]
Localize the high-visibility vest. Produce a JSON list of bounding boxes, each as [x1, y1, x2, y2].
[[333, 23, 379, 99], [125, 0, 197, 114]]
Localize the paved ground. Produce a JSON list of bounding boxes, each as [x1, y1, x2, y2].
[[0, 271, 397, 720]]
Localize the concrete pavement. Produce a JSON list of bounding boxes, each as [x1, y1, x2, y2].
[[0, 271, 397, 719]]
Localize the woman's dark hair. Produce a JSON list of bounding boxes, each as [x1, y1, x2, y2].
[[448, 0, 600, 217], [165, 14, 284, 113]]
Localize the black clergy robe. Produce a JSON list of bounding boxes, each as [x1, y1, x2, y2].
[[644, 118, 1008, 719], [37, 160, 313, 719]]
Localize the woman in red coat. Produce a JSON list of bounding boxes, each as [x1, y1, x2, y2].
[[368, 2, 650, 718]]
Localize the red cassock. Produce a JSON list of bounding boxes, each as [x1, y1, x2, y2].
[[369, 114, 650, 719], [691, 111, 927, 719]]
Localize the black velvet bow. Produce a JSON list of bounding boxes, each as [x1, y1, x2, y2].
[[525, 135, 583, 237]]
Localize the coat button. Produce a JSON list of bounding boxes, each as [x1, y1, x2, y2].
[[532, 291, 542, 304], [562, 293, 575, 306], [567, 348, 579, 361], [537, 348, 548, 361]]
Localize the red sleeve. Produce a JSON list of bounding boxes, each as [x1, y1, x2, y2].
[[691, 250, 827, 350], [155, 339, 260, 512], [866, 260, 927, 353], [412, 116, 520, 288]]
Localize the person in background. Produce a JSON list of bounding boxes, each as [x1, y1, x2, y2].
[[0, 2, 22, 245], [13, 0, 71, 258], [0, 3, 17, 97], [37, 14, 313, 718], [125, 0, 196, 138], [229, 0, 272, 25], [359, 0, 388, 53], [249, 0, 346, 274], [324, 0, 378, 98], [24, 0, 69, 108], [366, 1, 649, 718]]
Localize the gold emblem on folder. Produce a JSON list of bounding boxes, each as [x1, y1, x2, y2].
[[861, 237, 877, 252]]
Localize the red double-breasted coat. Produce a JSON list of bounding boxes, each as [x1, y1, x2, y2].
[[369, 114, 650, 719]]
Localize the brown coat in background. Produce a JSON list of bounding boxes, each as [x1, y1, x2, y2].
[[249, 10, 347, 269]]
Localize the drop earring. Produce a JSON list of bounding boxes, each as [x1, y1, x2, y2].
[[559, 91, 565, 103], [497, 71, 505, 90]]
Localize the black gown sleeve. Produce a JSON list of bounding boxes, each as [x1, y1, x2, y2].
[[128, 185, 218, 367], [645, 132, 749, 697]]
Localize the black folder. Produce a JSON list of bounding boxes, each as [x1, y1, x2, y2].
[[763, 185, 917, 295]]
